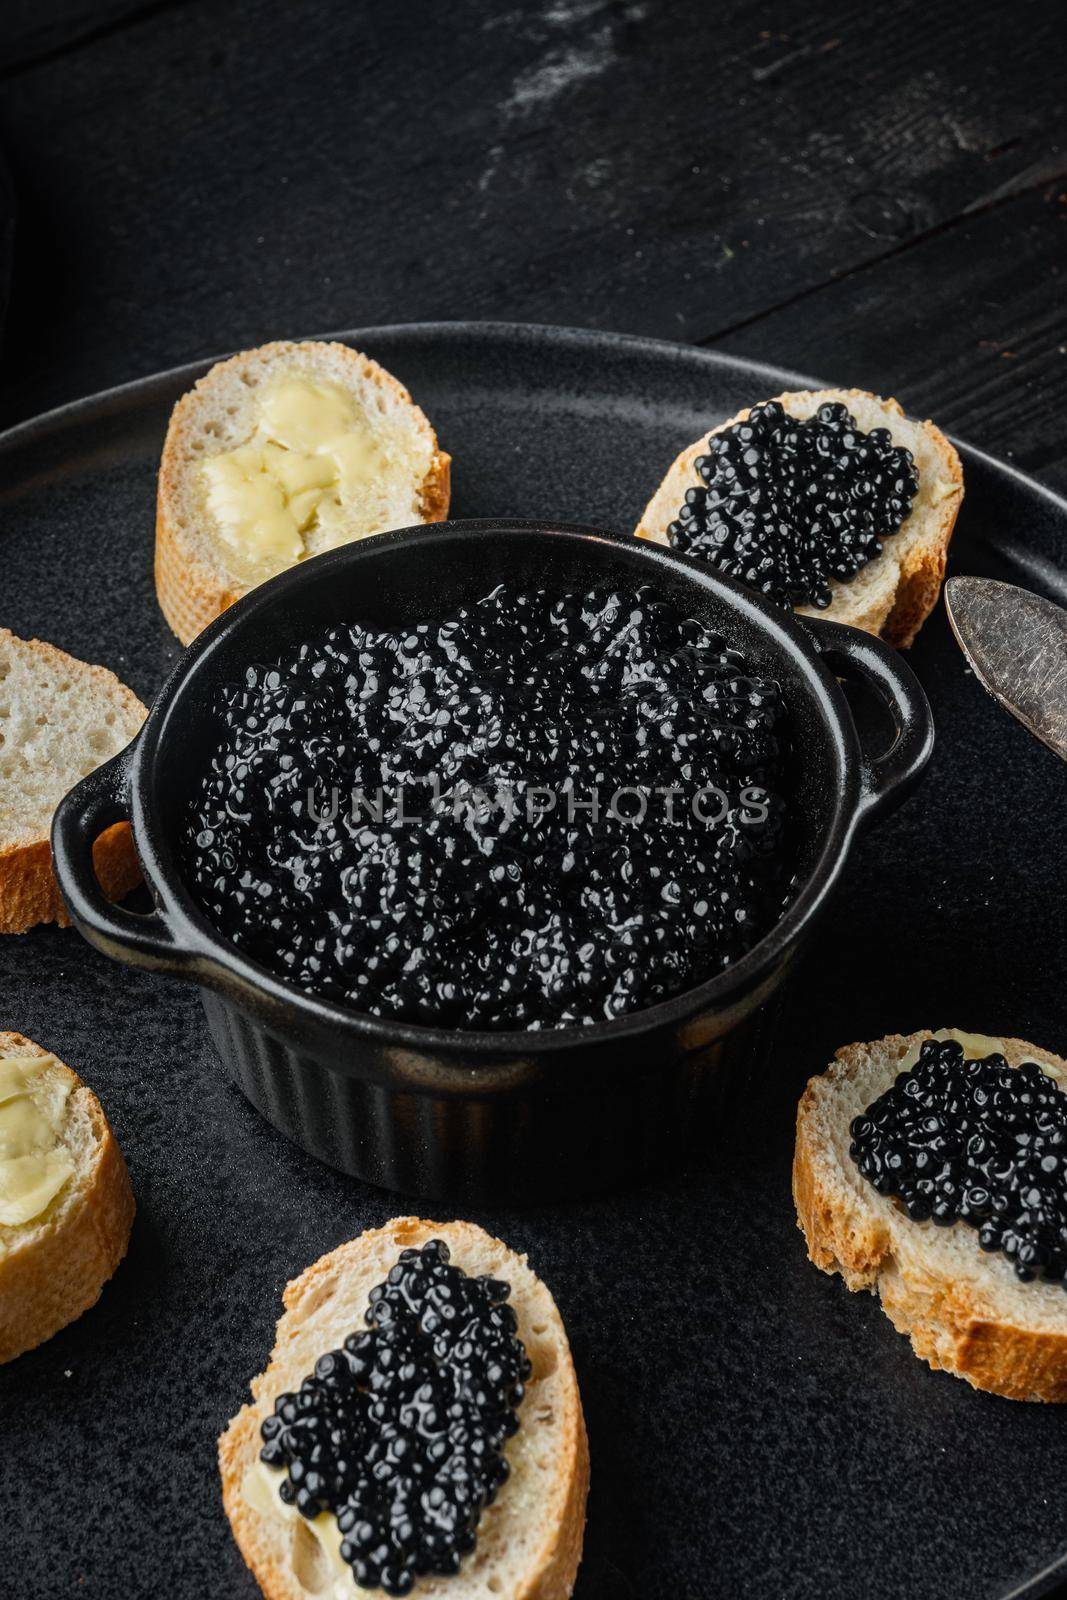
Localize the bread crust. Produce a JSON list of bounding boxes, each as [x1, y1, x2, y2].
[[156, 341, 452, 646], [794, 1029, 1067, 1402], [219, 1217, 588, 1600], [636, 389, 964, 647], [0, 824, 141, 935], [0, 631, 146, 933], [0, 1032, 135, 1364]]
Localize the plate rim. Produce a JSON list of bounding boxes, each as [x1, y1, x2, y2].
[[3, 317, 1067, 532]]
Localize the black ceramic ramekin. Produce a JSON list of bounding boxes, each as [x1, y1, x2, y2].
[[53, 521, 932, 1201]]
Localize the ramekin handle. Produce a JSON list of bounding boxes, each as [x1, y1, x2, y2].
[[804, 618, 935, 827], [52, 747, 189, 970]]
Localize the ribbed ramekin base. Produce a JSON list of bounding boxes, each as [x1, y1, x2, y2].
[[201, 990, 780, 1202]]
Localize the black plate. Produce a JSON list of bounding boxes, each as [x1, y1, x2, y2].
[[1, 324, 1065, 1600]]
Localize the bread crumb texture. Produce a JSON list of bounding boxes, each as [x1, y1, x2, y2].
[[219, 1218, 588, 1599], [0, 1032, 134, 1364], [0, 631, 146, 932], [636, 388, 963, 646], [794, 1029, 1067, 1401]]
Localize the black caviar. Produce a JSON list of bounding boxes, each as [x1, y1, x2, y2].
[[850, 1039, 1067, 1285], [181, 583, 793, 1029], [667, 400, 919, 610], [260, 1240, 529, 1595]]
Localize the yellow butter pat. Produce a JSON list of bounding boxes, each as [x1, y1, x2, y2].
[[0, 1055, 75, 1227], [202, 377, 386, 583]]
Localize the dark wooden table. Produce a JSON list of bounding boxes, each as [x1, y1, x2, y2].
[[1, 0, 1066, 487], [0, 3, 1065, 1598]]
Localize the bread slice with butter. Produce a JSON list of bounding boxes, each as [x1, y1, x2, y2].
[[794, 1028, 1067, 1401], [636, 388, 963, 647], [0, 629, 146, 934], [219, 1217, 589, 1600], [156, 340, 452, 645], [0, 1032, 134, 1364]]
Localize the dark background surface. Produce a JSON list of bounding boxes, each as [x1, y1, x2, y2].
[[0, 4, 1066, 1600], [0, 0, 1066, 481]]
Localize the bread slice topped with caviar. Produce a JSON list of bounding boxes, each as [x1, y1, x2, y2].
[[219, 1217, 588, 1600], [156, 340, 452, 645], [0, 629, 146, 934], [0, 1032, 135, 1364], [794, 1028, 1067, 1401], [636, 389, 963, 647]]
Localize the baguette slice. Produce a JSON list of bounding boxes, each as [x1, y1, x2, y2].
[[0, 1032, 135, 1363], [794, 1028, 1067, 1401], [219, 1217, 588, 1600], [0, 629, 146, 934], [636, 388, 963, 646], [156, 340, 452, 645]]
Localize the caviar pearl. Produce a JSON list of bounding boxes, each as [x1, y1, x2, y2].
[[667, 400, 919, 610], [850, 1040, 1067, 1285], [180, 584, 794, 1029], [260, 1241, 529, 1595]]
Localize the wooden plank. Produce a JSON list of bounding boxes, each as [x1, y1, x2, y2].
[[711, 183, 1067, 489], [0, 149, 13, 337], [0, 1, 183, 74], [0, 0, 1064, 425]]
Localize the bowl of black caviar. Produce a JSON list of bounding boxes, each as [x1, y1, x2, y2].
[[52, 520, 932, 1201]]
